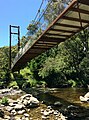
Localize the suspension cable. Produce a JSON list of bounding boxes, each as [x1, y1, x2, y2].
[[34, 0, 45, 22]]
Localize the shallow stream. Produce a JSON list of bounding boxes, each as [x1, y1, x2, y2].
[[0, 87, 89, 120]]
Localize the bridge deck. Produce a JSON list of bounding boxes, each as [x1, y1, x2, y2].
[[11, 0, 89, 72]]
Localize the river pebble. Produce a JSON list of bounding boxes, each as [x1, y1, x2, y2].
[[24, 113, 29, 117]]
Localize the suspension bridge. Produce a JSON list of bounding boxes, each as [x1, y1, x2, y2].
[[11, 0, 89, 72]]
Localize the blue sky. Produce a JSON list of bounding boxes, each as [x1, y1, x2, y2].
[[0, 0, 47, 47]]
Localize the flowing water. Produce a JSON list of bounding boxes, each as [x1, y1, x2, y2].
[[38, 88, 89, 119], [39, 88, 89, 108]]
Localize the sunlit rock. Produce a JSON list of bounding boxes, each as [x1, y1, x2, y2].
[[18, 109, 25, 115], [6, 106, 13, 112], [84, 92, 89, 98], [54, 101, 62, 107], [14, 103, 24, 110], [24, 113, 29, 117], [11, 109, 17, 115], [80, 96, 89, 102]]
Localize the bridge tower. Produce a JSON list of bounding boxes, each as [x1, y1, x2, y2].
[[9, 25, 20, 70]]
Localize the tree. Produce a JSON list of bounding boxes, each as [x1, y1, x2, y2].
[[44, 0, 72, 24], [27, 20, 41, 36], [38, 29, 89, 87], [0, 46, 18, 87]]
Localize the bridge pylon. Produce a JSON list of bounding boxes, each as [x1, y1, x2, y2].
[[9, 25, 20, 70]]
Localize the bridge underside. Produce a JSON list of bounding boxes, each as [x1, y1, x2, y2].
[[11, 0, 89, 72]]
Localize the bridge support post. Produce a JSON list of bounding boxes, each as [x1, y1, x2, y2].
[[9, 25, 20, 70]]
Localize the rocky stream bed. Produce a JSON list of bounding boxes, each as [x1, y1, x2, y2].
[[0, 88, 67, 120], [0, 87, 89, 120]]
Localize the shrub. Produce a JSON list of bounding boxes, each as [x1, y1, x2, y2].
[[68, 79, 76, 87], [28, 79, 37, 87], [9, 81, 18, 88], [0, 97, 9, 105]]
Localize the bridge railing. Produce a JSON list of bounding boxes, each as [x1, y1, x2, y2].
[[11, 0, 67, 68]]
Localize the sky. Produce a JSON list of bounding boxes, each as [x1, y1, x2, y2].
[[0, 0, 47, 47]]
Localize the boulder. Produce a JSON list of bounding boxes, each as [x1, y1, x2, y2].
[[84, 92, 89, 98], [26, 97, 39, 108], [80, 96, 89, 102], [20, 94, 32, 101], [19, 94, 39, 108], [80, 92, 89, 102]]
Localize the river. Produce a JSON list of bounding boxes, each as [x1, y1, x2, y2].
[[0, 87, 89, 120], [26, 87, 89, 119]]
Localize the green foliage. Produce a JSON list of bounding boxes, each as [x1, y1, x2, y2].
[[28, 29, 89, 87], [20, 67, 35, 87], [0, 1, 89, 89], [27, 20, 40, 36], [0, 46, 17, 86], [68, 80, 77, 87], [0, 97, 9, 106], [0, 47, 9, 79], [9, 81, 18, 88], [44, 0, 71, 24]]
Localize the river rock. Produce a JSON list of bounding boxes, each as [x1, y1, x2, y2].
[[67, 105, 78, 109], [8, 98, 17, 105], [29, 96, 39, 107], [11, 109, 17, 115], [47, 106, 52, 110], [19, 94, 32, 101], [80, 92, 89, 102], [18, 109, 25, 115], [24, 113, 29, 117], [9, 102, 16, 107], [23, 99, 28, 106], [0, 88, 23, 97], [84, 92, 89, 98], [42, 115, 47, 119], [54, 101, 62, 107], [60, 113, 67, 120], [43, 110, 50, 116], [80, 96, 89, 102], [54, 110, 59, 115], [12, 86, 19, 90], [4, 115, 10, 119], [0, 89, 10, 94], [6, 106, 13, 112], [15, 116, 21, 120], [19, 94, 39, 108], [14, 103, 24, 110]]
